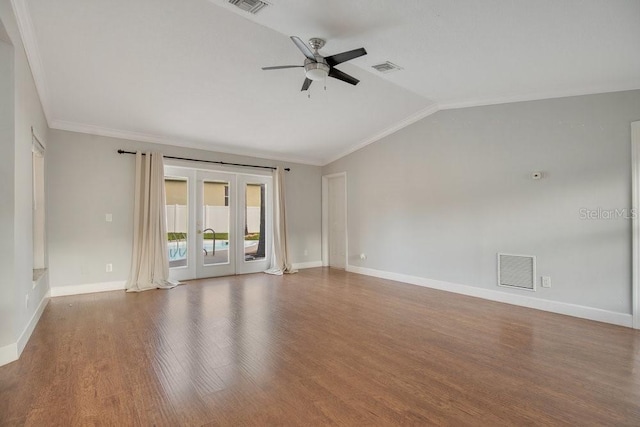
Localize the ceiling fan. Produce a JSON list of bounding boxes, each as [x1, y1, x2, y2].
[[262, 37, 367, 91]]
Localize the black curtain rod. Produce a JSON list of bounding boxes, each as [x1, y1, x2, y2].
[[117, 150, 290, 172]]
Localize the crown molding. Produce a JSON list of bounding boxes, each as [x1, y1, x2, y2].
[[322, 103, 440, 165], [50, 84, 640, 170], [10, 0, 52, 124], [12, 0, 639, 168], [438, 84, 640, 111], [322, 85, 640, 165], [49, 119, 324, 166]]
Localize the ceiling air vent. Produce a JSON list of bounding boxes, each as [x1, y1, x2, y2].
[[371, 61, 403, 74], [228, 0, 269, 14], [498, 253, 536, 291]]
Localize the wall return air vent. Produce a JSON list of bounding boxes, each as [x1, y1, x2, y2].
[[228, 0, 269, 14], [497, 253, 536, 291]]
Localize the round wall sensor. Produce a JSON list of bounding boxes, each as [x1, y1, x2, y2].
[[531, 172, 543, 180]]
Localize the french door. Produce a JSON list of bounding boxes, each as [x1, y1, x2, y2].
[[165, 166, 272, 281]]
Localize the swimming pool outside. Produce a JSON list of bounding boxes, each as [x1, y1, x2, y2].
[[168, 240, 257, 261]]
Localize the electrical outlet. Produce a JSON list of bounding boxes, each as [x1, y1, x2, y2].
[[360, 253, 367, 260], [105, 213, 113, 222], [542, 276, 551, 288], [303, 249, 308, 256], [106, 263, 113, 273], [25, 294, 29, 308]]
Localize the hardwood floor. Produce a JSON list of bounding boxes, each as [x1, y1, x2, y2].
[[1, 268, 639, 426]]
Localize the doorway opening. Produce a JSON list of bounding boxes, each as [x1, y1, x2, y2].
[[322, 172, 347, 269]]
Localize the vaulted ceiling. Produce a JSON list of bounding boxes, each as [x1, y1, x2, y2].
[[16, 0, 640, 165]]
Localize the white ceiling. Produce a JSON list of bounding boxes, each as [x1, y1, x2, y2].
[[17, 0, 640, 165]]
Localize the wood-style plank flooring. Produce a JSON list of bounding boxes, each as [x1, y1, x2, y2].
[[1, 267, 640, 426]]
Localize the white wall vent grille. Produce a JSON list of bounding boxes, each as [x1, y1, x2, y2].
[[498, 253, 536, 291], [228, 0, 269, 14], [371, 61, 403, 74]]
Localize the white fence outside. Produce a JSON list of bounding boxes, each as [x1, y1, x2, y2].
[[166, 205, 261, 234], [166, 205, 188, 233], [245, 207, 260, 234]]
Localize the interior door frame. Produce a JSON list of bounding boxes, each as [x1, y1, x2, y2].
[[631, 121, 640, 329], [322, 172, 348, 268]]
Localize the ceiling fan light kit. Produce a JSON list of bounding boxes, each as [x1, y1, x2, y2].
[[304, 60, 329, 81], [262, 36, 367, 91]]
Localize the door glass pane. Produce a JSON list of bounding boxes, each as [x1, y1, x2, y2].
[[245, 183, 266, 262], [165, 178, 188, 268], [203, 181, 230, 265]]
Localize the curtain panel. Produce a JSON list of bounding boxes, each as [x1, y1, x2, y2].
[[126, 151, 179, 292], [265, 167, 297, 275]]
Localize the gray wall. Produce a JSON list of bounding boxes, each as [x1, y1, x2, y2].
[[0, 0, 49, 350], [46, 129, 322, 289], [323, 90, 640, 314], [0, 24, 15, 349]]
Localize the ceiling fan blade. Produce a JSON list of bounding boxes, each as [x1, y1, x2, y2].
[[325, 48, 367, 66], [291, 36, 316, 61], [301, 78, 312, 91], [262, 65, 304, 70], [328, 68, 359, 86]]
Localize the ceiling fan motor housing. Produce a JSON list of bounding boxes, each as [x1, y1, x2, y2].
[[304, 58, 330, 81]]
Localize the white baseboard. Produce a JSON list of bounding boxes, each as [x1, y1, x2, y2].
[[50, 280, 126, 297], [292, 260, 323, 270], [0, 343, 18, 367], [17, 292, 49, 355], [347, 265, 633, 328], [0, 292, 50, 367]]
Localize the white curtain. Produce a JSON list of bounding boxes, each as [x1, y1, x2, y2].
[[265, 167, 297, 275], [126, 151, 179, 292]]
